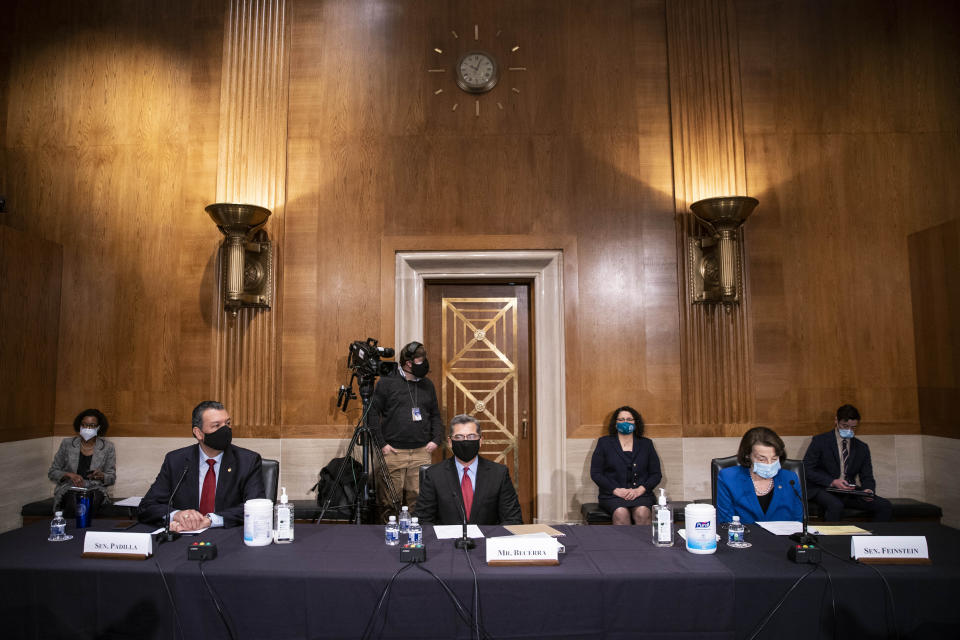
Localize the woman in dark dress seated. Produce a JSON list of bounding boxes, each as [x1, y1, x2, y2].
[[716, 426, 803, 524], [590, 406, 663, 525], [48, 409, 116, 515]]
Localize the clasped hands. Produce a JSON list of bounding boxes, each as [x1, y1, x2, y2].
[[63, 469, 105, 487], [169, 509, 212, 532], [613, 486, 646, 500]]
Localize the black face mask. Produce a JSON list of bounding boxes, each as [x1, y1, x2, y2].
[[410, 359, 430, 378], [202, 426, 232, 452], [451, 439, 480, 462]]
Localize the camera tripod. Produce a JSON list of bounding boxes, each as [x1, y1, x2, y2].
[[319, 374, 400, 524]]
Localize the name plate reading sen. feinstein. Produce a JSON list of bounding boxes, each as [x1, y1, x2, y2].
[[486, 535, 559, 566], [851, 536, 929, 565], [82, 531, 153, 560]]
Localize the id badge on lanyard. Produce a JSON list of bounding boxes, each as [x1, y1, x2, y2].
[[411, 407, 423, 422]]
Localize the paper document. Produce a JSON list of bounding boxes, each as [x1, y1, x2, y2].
[[756, 521, 803, 536], [504, 524, 565, 537], [808, 525, 870, 535], [434, 525, 484, 539], [112, 497, 142, 507]]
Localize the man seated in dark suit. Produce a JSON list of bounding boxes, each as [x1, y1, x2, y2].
[[138, 400, 265, 530], [803, 404, 892, 522], [415, 414, 523, 526]]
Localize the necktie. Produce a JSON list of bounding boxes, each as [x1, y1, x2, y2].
[[841, 439, 849, 481], [199, 459, 217, 515], [461, 470, 474, 521]]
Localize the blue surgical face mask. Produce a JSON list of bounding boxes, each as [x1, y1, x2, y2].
[[838, 428, 855, 439], [752, 459, 780, 479], [616, 421, 635, 435]]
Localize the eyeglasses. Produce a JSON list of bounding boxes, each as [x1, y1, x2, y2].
[[450, 433, 481, 441], [80, 423, 100, 428]]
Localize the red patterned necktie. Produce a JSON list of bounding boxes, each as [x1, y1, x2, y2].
[[461, 470, 474, 520], [199, 459, 217, 515]]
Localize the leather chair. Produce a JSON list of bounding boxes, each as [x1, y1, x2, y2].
[[710, 455, 809, 523], [262, 458, 280, 502]]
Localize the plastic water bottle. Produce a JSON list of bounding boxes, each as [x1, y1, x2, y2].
[[408, 517, 422, 545], [652, 488, 674, 547], [398, 506, 411, 535], [727, 515, 751, 548], [48, 511, 72, 542], [385, 516, 399, 546], [273, 486, 294, 544]]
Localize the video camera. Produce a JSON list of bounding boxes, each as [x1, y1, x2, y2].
[[338, 338, 397, 413], [346, 337, 397, 379]]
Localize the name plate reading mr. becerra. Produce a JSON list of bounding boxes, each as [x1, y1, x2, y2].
[[851, 535, 930, 565], [486, 535, 560, 566], [82, 531, 153, 560]]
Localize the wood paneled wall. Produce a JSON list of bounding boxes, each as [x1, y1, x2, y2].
[[0, 226, 61, 443], [1, 0, 958, 444], [282, 0, 679, 438], [212, 0, 290, 435], [909, 219, 960, 439], [2, 0, 226, 436], [666, 0, 756, 436], [738, 0, 960, 435]]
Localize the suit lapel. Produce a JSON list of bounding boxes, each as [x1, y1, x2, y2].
[[90, 438, 105, 471], [185, 446, 201, 510], [215, 446, 237, 510]]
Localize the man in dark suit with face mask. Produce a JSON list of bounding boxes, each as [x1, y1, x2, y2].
[[803, 404, 892, 522], [415, 414, 523, 526], [138, 400, 265, 530]]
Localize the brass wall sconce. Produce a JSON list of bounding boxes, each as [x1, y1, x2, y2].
[[205, 203, 273, 315], [687, 196, 758, 304]]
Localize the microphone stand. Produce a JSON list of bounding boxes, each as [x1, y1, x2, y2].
[[788, 479, 817, 545], [160, 464, 190, 544], [452, 490, 475, 550]]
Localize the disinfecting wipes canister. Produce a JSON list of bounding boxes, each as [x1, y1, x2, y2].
[[244, 498, 274, 546], [684, 503, 717, 554]]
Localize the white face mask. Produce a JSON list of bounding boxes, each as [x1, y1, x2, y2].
[[79, 427, 99, 441]]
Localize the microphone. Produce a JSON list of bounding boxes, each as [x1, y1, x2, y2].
[[787, 479, 815, 542], [787, 479, 820, 564], [451, 490, 475, 550], [162, 464, 190, 543]]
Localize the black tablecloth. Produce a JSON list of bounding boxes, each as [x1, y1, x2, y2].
[[1, 520, 957, 639]]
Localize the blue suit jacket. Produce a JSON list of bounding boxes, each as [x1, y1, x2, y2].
[[716, 465, 803, 524]]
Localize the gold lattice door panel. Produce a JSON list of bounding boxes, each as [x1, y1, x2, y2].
[[441, 297, 520, 488]]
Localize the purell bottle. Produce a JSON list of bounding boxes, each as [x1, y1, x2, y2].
[[652, 488, 674, 547], [273, 487, 294, 543]]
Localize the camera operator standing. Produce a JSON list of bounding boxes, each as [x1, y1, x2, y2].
[[369, 341, 444, 515]]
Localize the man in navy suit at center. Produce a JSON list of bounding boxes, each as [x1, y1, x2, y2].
[[138, 400, 265, 530], [415, 414, 523, 526], [803, 404, 892, 522]]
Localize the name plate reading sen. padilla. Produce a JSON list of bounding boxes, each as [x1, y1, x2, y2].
[[486, 535, 560, 566], [851, 535, 930, 565], [82, 531, 153, 560]]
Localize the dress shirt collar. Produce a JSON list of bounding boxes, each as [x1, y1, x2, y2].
[[455, 456, 478, 484]]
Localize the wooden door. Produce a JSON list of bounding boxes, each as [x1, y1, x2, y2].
[[424, 283, 535, 523]]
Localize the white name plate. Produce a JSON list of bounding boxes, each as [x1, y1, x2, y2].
[[851, 535, 930, 564], [486, 535, 560, 566], [82, 531, 153, 560]]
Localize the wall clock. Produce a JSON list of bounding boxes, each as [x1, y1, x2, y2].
[[428, 24, 527, 116]]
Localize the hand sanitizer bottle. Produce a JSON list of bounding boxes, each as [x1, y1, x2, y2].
[[652, 488, 674, 547], [273, 487, 294, 543]]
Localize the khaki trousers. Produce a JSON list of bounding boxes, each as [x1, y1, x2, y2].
[[380, 445, 432, 512]]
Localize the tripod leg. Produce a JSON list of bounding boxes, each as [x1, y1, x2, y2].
[[317, 424, 363, 523], [367, 432, 401, 515]]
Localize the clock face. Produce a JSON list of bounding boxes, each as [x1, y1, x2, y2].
[[456, 51, 498, 93]]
